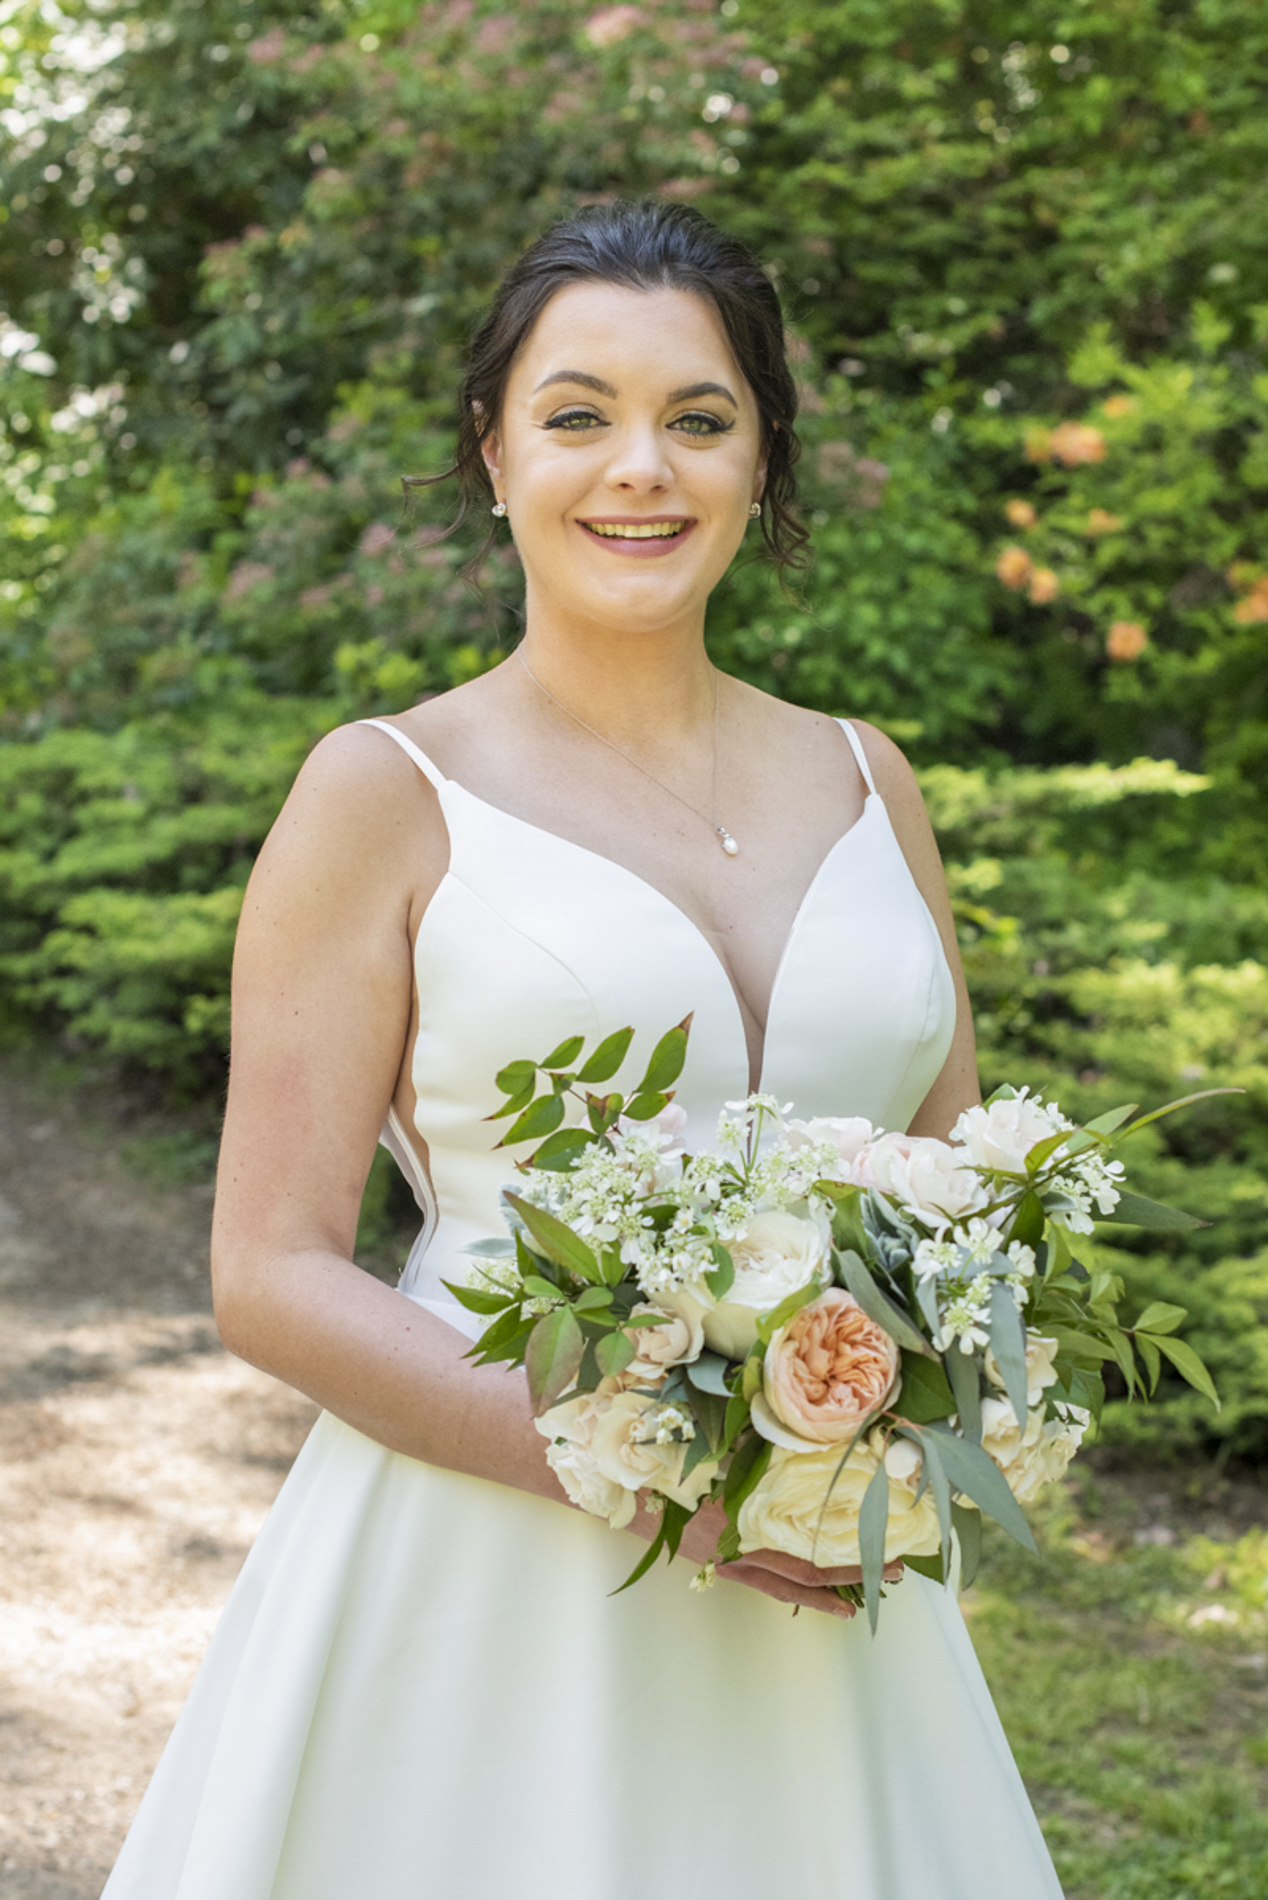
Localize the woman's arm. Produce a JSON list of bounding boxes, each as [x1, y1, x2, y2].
[[852, 722, 981, 1139], [213, 722, 860, 1616]]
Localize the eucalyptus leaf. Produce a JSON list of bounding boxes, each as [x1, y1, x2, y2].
[[953, 1503, 982, 1588], [611, 1516, 668, 1595], [859, 1456, 891, 1634], [988, 1281, 1030, 1428], [1117, 1087, 1243, 1141], [836, 1249, 935, 1358], [686, 1351, 734, 1397], [463, 1237, 516, 1260], [923, 1423, 1037, 1551], [945, 1347, 983, 1443]]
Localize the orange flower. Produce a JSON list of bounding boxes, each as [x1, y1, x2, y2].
[[1049, 422, 1107, 466], [1086, 509, 1124, 535], [1004, 498, 1037, 529], [996, 545, 1034, 589], [1107, 621, 1148, 661], [1233, 583, 1268, 625], [1101, 395, 1135, 419], [1028, 567, 1060, 604], [761, 1289, 899, 1446]]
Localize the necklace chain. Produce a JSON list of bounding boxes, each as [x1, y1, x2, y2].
[[515, 648, 740, 856]]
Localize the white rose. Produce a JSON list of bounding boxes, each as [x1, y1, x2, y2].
[[701, 1210, 830, 1359], [590, 1391, 717, 1510], [535, 1394, 635, 1528], [737, 1433, 941, 1567], [855, 1131, 987, 1222], [980, 1395, 1086, 1504], [626, 1291, 706, 1379], [784, 1116, 876, 1170], [952, 1091, 1071, 1175], [984, 1331, 1061, 1408]]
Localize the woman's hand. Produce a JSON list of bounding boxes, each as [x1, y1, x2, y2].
[[632, 1496, 903, 1620]]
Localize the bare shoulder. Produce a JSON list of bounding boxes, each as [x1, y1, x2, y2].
[[250, 720, 448, 919], [846, 720, 927, 812]]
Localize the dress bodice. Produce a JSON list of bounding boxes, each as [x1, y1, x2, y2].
[[363, 716, 956, 1337]]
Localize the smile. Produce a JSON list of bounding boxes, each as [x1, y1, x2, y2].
[[582, 520, 687, 540]]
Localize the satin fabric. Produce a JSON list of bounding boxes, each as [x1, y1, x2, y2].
[[103, 718, 1063, 1900]]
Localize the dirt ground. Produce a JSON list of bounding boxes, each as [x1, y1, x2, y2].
[[0, 1051, 322, 1897]]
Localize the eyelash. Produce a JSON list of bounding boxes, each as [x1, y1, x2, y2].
[[542, 408, 734, 437]]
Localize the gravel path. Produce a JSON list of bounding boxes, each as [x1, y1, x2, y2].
[[0, 1053, 317, 1897]]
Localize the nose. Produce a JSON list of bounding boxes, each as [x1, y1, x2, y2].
[[602, 419, 673, 495]]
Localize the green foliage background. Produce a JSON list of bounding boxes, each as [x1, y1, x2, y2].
[[2, 0, 1266, 1459]]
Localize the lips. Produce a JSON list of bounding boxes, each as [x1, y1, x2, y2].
[[576, 517, 695, 556]]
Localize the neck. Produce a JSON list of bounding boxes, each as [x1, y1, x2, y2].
[[511, 588, 718, 745]]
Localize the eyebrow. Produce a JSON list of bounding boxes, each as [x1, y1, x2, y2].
[[532, 371, 739, 407]]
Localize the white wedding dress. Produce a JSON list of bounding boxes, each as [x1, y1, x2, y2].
[[103, 718, 1063, 1900]]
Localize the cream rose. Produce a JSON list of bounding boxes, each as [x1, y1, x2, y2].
[[855, 1131, 986, 1222], [625, 1291, 706, 1380], [590, 1391, 717, 1510], [952, 1091, 1070, 1174], [737, 1433, 941, 1566], [754, 1288, 899, 1452], [984, 1331, 1061, 1409], [980, 1395, 1087, 1504], [702, 1209, 830, 1359], [535, 1394, 635, 1528], [784, 1116, 876, 1170]]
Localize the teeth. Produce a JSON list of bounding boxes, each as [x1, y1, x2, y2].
[[586, 521, 684, 539]]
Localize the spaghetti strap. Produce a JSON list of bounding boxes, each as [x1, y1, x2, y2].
[[358, 717, 449, 794], [837, 717, 878, 796]]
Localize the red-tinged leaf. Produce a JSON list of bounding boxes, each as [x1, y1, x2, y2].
[[525, 1306, 584, 1414]]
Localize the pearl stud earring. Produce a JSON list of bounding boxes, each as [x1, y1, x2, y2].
[[748, 501, 761, 518], [491, 500, 508, 518]]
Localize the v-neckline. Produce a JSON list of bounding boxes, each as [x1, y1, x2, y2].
[[437, 776, 883, 1092]]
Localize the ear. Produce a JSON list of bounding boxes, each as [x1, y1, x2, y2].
[[479, 415, 504, 493]]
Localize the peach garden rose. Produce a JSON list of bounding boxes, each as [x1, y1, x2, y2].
[[752, 1287, 900, 1453]]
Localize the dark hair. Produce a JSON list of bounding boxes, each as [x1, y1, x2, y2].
[[406, 200, 808, 582]]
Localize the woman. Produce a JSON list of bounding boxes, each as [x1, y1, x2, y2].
[[104, 203, 1063, 1899]]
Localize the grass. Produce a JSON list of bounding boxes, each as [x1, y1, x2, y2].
[[969, 1463, 1268, 1898]]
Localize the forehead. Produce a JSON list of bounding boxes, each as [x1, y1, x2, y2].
[[507, 280, 752, 405]]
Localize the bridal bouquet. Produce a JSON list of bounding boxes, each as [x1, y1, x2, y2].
[[446, 1020, 1221, 1628]]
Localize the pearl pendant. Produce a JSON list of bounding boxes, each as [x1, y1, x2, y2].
[[718, 829, 740, 857]]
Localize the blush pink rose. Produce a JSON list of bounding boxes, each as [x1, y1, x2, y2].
[[757, 1288, 899, 1448]]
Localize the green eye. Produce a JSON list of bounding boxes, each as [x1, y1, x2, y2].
[[543, 408, 605, 432], [673, 411, 734, 436]]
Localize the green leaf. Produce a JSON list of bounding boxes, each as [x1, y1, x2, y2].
[[463, 1237, 516, 1260], [705, 1244, 734, 1301], [611, 1516, 668, 1595], [439, 1277, 516, 1316], [923, 1424, 1037, 1552], [520, 1274, 562, 1302], [836, 1249, 935, 1357], [1116, 1088, 1243, 1142], [494, 1058, 536, 1095], [756, 1277, 823, 1343], [722, 1433, 772, 1521], [722, 1392, 750, 1454], [1050, 1325, 1121, 1362], [636, 1016, 692, 1095], [661, 1497, 693, 1563], [685, 1351, 734, 1397], [469, 1313, 537, 1367], [913, 1426, 952, 1568], [1080, 1103, 1138, 1137], [1135, 1333, 1161, 1396], [623, 1090, 669, 1122], [1025, 1131, 1072, 1173], [903, 1551, 947, 1583], [540, 1034, 585, 1072], [595, 1328, 636, 1380], [487, 1078, 536, 1120], [1099, 1190, 1206, 1232], [988, 1281, 1030, 1428], [953, 1502, 982, 1588], [573, 1286, 613, 1312], [527, 1128, 596, 1171], [859, 1456, 891, 1634], [1133, 1301, 1188, 1336], [893, 1353, 957, 1424], [525, 1305, 585, 1414], [504, 1191, 600, 1282], [499, 1092, 565, 1148], [577, 1027, 635, 1084], [945, 1346, 983, 1443], [1151, 1333, 1220, 1408], [682, 1426, 716, 1479], [1006, 1189, 1045, 1247], [690, 1388, 727, 1453]]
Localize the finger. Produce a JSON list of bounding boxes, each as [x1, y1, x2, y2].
[[716, 1561, 857, 1619]]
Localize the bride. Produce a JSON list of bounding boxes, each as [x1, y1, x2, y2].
[[104, 202, 1063, 1898]]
